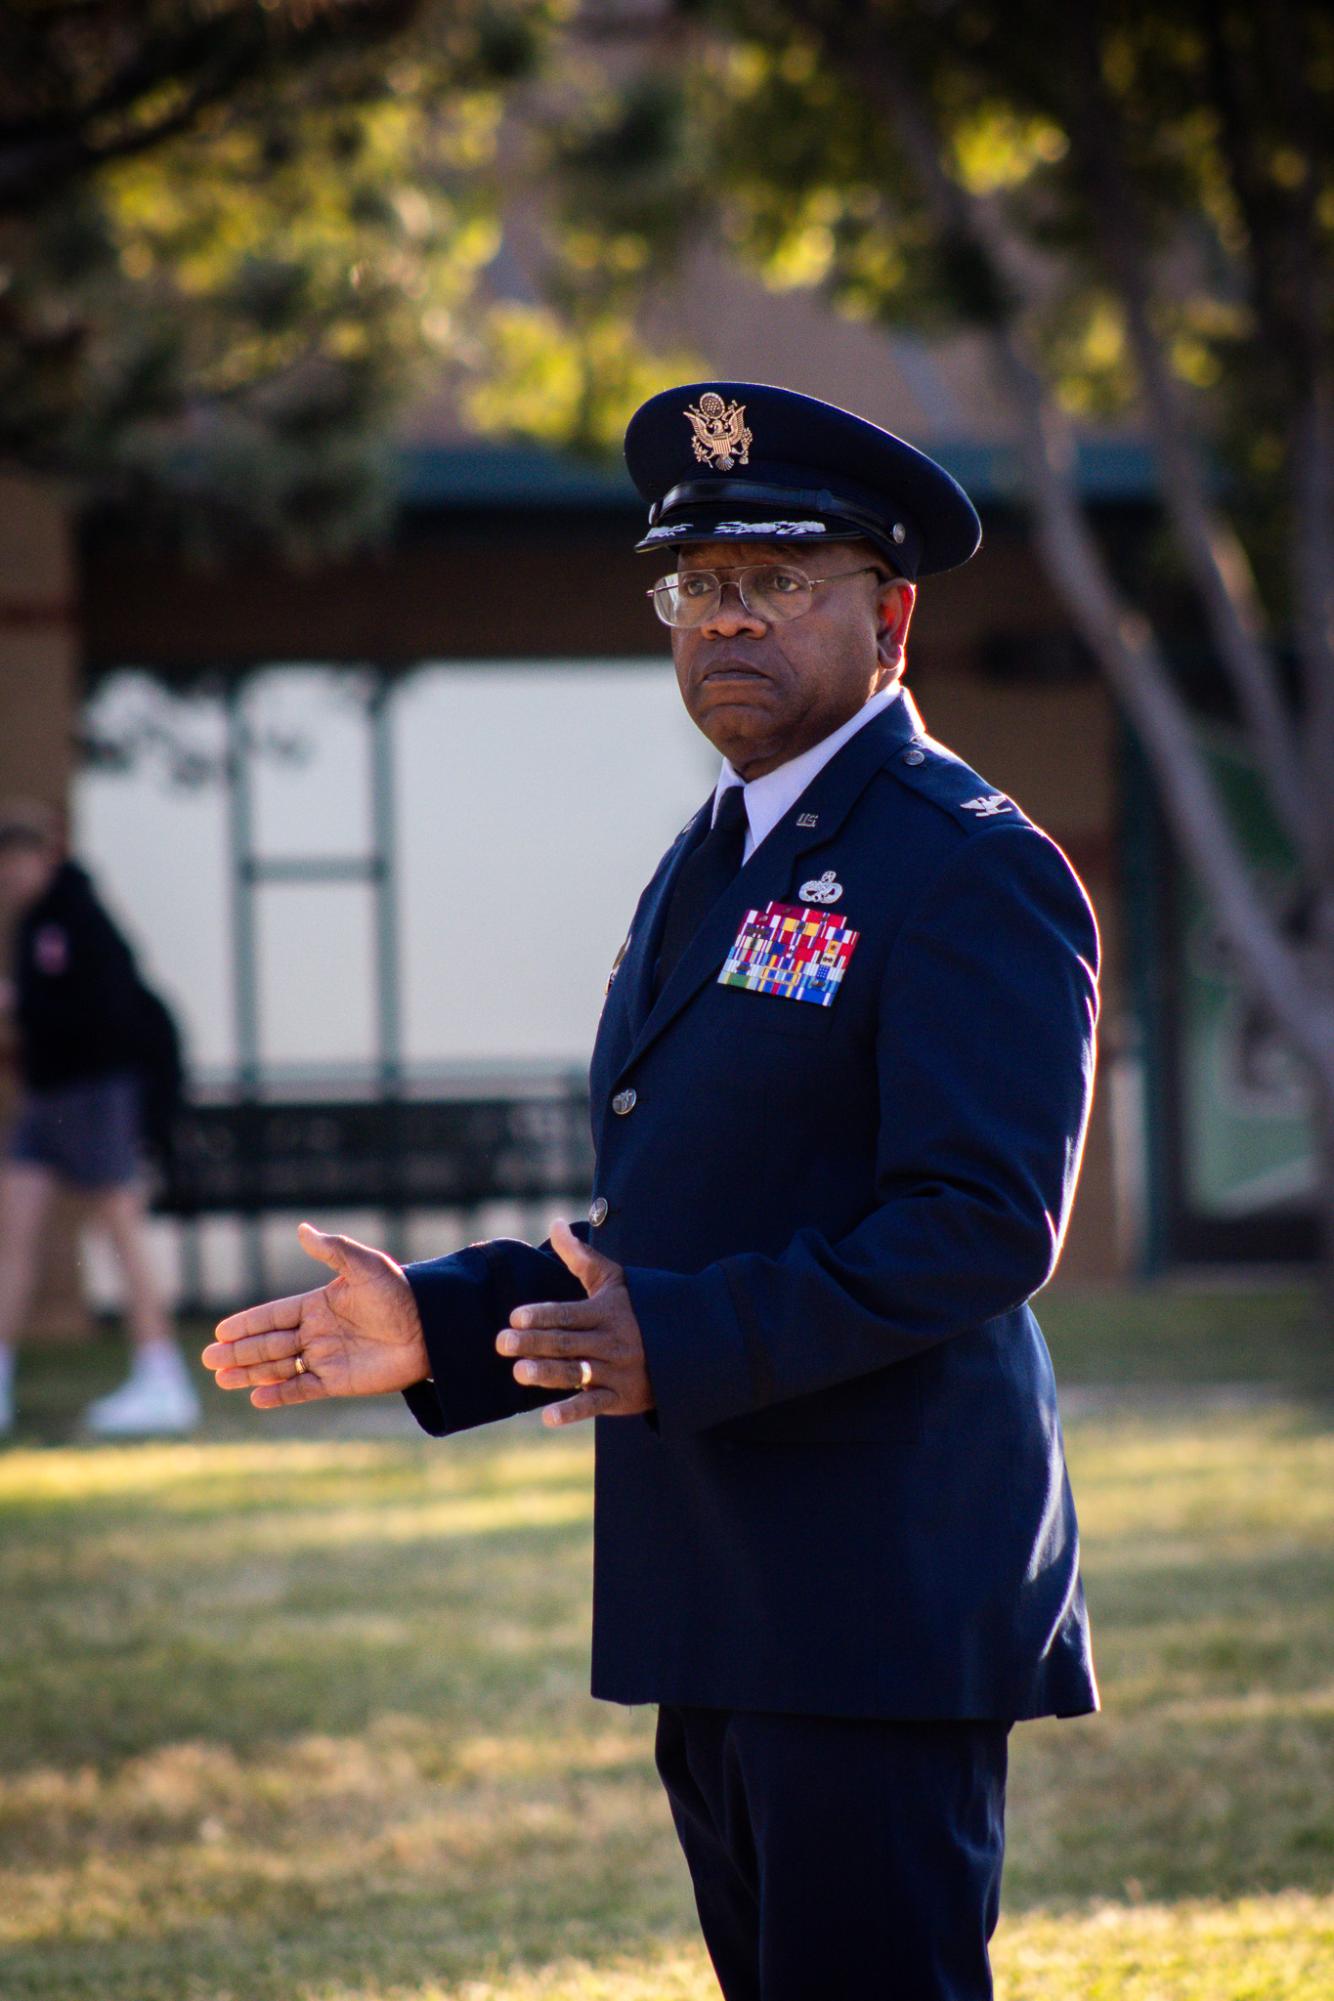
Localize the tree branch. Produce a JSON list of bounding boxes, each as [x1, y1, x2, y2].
[[1200, 4, 1334, 889], [830, 25, 1334, 1086], [1059, 10, 1312, 866], [1269, 2, 1334, 889], [0, 1, 422, 212], [0, 49, 264, 212]]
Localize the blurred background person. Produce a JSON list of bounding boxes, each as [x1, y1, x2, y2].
[[0, 804, 197, 1437]]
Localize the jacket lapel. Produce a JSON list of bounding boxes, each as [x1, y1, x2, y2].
[[591, 795, 714, 1088], [612, 690, 925, 1078], [614, 800, 713, 1044]]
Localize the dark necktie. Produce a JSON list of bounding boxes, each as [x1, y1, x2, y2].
[[652, 783, 749, 999]]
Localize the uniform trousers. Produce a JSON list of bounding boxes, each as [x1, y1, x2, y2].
[[654, 1704, 1010, 2001]]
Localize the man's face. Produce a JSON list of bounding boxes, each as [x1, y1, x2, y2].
[[665, 538, 915, 780]]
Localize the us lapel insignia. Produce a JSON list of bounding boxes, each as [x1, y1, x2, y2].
[[796, 812, 819, 828], [799, 869, 843, 906], [604, 931, 631, 996], [719, 901, 860, 1008], [683, 392, 752, 471], [961, 793, 1012, 817]]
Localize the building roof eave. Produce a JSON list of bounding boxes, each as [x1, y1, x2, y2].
[[397, 437, 1162, 514]]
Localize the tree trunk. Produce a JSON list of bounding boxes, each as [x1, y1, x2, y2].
[[1064, 15, 1313, 864], [837, 39, 1334, 1324]]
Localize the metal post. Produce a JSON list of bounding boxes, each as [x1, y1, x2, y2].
[[369, 672, 406, 1257], [370, 672, 403, 1095], [179, 1215, 205, 1317], [225, 678, 265, 1299], [1119, 716, 1171, 1280]]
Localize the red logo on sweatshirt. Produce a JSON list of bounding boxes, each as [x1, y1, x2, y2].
[[34, 924, 69, 975]]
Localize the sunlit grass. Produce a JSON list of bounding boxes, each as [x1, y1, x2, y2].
[[2, 1314, 1331, 1998], [999, 1894, 1334, 1999]]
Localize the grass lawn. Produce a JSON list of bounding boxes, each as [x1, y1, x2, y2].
[[1, 1292, 1331, 1999]]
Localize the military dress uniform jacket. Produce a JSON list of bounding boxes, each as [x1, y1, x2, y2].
[[402, 688, 1101, 1722]]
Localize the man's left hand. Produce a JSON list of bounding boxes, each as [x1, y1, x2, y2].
[[496, 1218, 654, 1427]]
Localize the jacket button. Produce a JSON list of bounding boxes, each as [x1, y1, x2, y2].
[[612, 1087, 637, 1115], [902, 745, 925, 766], [588, 1196, 609, 1227]]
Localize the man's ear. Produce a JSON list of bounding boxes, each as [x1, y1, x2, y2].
[[875, 577, 916, 670]]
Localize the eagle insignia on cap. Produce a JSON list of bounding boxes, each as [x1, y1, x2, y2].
[[684, 392, 752, 471]]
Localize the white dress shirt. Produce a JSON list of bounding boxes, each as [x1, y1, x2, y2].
[[709, 680, 904, 863]]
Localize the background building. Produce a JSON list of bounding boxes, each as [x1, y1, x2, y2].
[[2, 268, 1316, 1317]]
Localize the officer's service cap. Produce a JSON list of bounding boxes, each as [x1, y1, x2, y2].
[[625, 380, 981, 580]]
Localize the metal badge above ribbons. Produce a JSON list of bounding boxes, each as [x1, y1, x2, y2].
[[799, 870, 843, 905]]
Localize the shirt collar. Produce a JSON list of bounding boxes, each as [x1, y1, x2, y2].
[[710, 680, 904, 858]]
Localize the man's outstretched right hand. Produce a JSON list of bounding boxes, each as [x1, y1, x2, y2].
[[201, 1222, 429, 1408]]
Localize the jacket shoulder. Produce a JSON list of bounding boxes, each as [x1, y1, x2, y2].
[[876, 731, 1038, 840], [874, 732, 1100, 968]]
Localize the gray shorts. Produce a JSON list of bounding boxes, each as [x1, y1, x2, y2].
[[7, 1071, 144, 1189]]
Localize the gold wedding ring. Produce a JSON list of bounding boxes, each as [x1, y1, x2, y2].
[[293, 1353, 308, 1376], [578, 1360, 593, 1390]]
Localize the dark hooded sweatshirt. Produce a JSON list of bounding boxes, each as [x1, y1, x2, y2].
[[13, 862, 173, 1101]]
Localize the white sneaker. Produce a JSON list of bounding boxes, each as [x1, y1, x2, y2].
[[84, 1357, 201, 1437]]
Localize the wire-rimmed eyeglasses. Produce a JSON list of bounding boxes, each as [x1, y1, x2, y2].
[[647, 563, 897, 629]]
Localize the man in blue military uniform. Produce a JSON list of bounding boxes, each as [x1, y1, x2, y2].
[[204, 381, 1101, 1999]]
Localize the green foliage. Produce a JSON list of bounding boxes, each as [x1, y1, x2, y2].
[[462, 302, 698, 454], [5, 0, 1329, 572], [542, 0, 1331, 604], [461, 69, 706, 456], [0, 2, 568, 556]]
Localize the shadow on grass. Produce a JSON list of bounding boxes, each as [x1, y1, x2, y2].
[[5, 1916, 709, 2001], [0, 1792, 704, 2001], [2, 1337, 1332, 1996], [1040, 1282, 1334, 1395], [1, 1499, 597, 1772], [3, 1487, 1331, 1906]]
